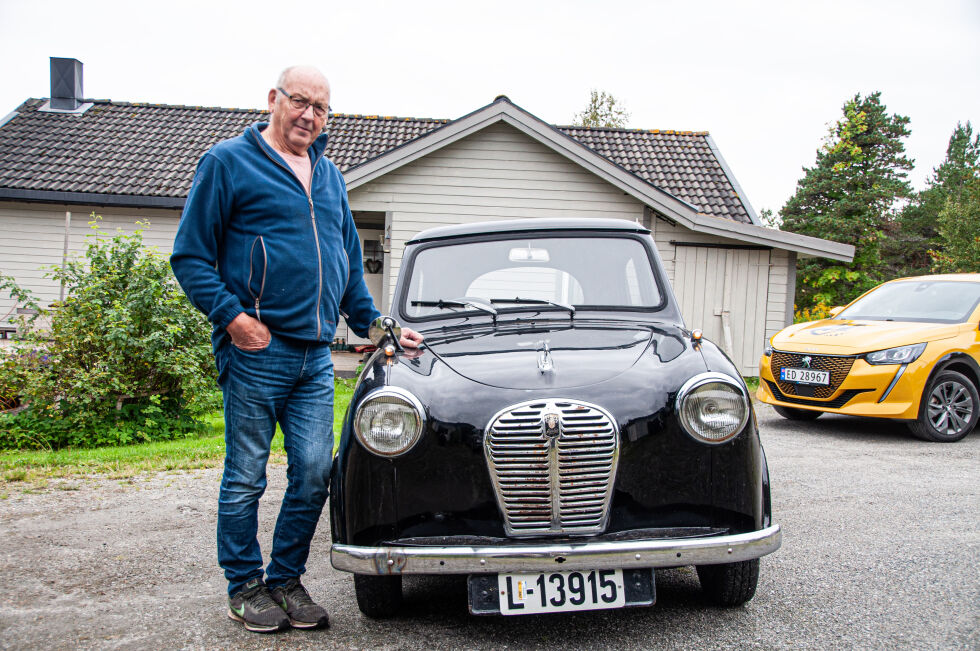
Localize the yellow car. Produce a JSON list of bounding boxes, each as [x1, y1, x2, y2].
[[758, 274, 980, 442]]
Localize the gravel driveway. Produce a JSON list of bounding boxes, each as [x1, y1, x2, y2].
[[1, 404, 977, 650]]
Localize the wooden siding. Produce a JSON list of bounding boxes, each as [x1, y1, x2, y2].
[[0, 203, 179, 320], [348, 122, 646, 306], [649, 215, 783, 375]]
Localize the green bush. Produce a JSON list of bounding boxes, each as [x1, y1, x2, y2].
[[0, 218, 219, 449]]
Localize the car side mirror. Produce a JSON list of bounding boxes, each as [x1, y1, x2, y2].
[[828, 306, 844, 318], [368, 316, 403, 351]]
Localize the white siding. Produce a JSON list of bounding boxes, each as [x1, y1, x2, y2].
[[348, 122, 645, 306], [0, 202, 180, 321], [766, 248, 793, 340]]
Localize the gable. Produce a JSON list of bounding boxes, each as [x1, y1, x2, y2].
[[350, 121, 646, 225]]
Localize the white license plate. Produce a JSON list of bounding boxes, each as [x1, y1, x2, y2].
[[780, 367, 830, 386], [498, 569, 625, 615]]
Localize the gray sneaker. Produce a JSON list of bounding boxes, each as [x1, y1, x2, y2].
[[228, 577, 290, 633], [270, 578, 330, 629]]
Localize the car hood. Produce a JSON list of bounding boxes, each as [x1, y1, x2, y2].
[[419, 322, 688, 390], [771, 319, 962, 354]]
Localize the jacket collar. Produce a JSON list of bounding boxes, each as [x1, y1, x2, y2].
[[247, 122, 329, 163]]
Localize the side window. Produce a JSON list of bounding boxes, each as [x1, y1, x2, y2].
[[466, 266, 584, 304]]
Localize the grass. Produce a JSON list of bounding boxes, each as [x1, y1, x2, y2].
[[0, 378, 357, 485]]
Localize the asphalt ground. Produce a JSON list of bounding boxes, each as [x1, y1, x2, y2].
[[1, 403, 977, 650]]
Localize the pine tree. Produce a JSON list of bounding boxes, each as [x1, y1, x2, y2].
[[780, 92, 913, 313], [885, 122, 980, 277], [929, 173, 980, 272]]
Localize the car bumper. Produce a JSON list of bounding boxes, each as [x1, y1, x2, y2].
[[330, 524, 782, 575], [757, 354, 922, 419]]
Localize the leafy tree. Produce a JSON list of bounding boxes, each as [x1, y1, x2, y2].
[[574, 90, 630, 128], [759, 208, 781, 229], [780, 92, 913, 313], [929, 173, 980, 272], [885, 122, 980, 277], [0, 217, 218, 449]]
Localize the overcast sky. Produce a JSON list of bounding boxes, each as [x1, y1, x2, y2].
[[1, 0, 978, 216]]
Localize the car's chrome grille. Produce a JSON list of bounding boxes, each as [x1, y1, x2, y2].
[[771, 351, 856, 399], [484, 400, 619, 537]]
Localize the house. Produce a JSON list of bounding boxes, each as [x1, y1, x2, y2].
[[0, 59, 853, 374]]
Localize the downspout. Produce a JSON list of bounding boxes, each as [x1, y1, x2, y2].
[[60, 209, 71, 302]]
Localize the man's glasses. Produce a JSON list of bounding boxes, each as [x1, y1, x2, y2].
[[277, 87, 329, 118]]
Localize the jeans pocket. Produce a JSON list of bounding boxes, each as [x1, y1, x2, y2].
[[233, 329, 274, 353]]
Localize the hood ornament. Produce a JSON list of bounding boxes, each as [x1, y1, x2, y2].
[[537, 341, 554, 374]]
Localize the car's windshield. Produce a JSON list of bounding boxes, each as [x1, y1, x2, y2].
[[837, 280, 980, 323], [403, 235, 662, 320]]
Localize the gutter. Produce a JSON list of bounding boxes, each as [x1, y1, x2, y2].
[[0, 188, 185, 210]]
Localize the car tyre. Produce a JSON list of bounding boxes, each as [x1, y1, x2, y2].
[[907, 369, 979, 443], [773, 405, 822, 421], [354, 574, 403, 618], [696, 559, 759, 606]]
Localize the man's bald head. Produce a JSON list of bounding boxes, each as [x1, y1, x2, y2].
[[276, 66, 331, 94]]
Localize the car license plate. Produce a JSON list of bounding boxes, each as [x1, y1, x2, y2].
[[780, 367, 830, 386], [497, 569, 626, 615]]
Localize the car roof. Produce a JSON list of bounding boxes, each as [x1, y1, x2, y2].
[[889, 273, 980, 283], [406, 218, 651, 244]]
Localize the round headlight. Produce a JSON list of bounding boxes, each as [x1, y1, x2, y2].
[[353, 387, 425, 457], [676, 373, 749, 444]]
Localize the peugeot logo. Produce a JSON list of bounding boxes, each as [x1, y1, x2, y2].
[[543, 413, 561, 438], [801, 356, 812, 368]]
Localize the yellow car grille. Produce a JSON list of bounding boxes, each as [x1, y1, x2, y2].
[[771, 351, 856, 399]]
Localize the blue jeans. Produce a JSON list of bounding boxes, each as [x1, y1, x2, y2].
[[215, 333, 334, 596]]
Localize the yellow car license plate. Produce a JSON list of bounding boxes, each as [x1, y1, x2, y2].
[[780, 367, 830, 386]]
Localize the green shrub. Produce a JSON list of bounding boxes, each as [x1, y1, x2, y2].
[[0, 217, 218, 449]]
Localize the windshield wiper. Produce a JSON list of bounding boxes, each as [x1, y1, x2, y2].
[[490, 297, 576, 316], [411, 297, 498, 317]]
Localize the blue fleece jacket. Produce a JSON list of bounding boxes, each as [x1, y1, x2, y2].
[[171, 123, 380, 348]]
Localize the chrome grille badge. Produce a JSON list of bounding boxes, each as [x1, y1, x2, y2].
[[484, 399, 619, 537]]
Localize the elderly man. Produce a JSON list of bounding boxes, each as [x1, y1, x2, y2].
[[171, 65, 422, 633]]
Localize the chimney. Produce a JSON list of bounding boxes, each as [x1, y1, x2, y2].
[[50, 57, 83, 110]]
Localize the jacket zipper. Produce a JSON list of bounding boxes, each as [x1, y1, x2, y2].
[[308, 193, 324, 339], [247, 236, 268, 321]]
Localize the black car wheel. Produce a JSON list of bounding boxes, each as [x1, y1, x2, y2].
[[773, 405, 822, 421], [907, 370, 979, 442], [354, 574, 403, 618], [696, 559, 759, 606]]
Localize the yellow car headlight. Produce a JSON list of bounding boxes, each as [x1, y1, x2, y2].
[[865, 343, 926, 365]]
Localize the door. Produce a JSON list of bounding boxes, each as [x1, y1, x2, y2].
[[673, 245, 771, 375]]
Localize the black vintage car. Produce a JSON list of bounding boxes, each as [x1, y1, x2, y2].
[[330, 218, 781, 617]]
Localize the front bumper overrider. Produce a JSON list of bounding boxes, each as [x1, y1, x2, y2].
[[331, 524, 782, 575]]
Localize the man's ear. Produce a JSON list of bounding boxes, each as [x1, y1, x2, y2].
[[267, 89, 278, 113]]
